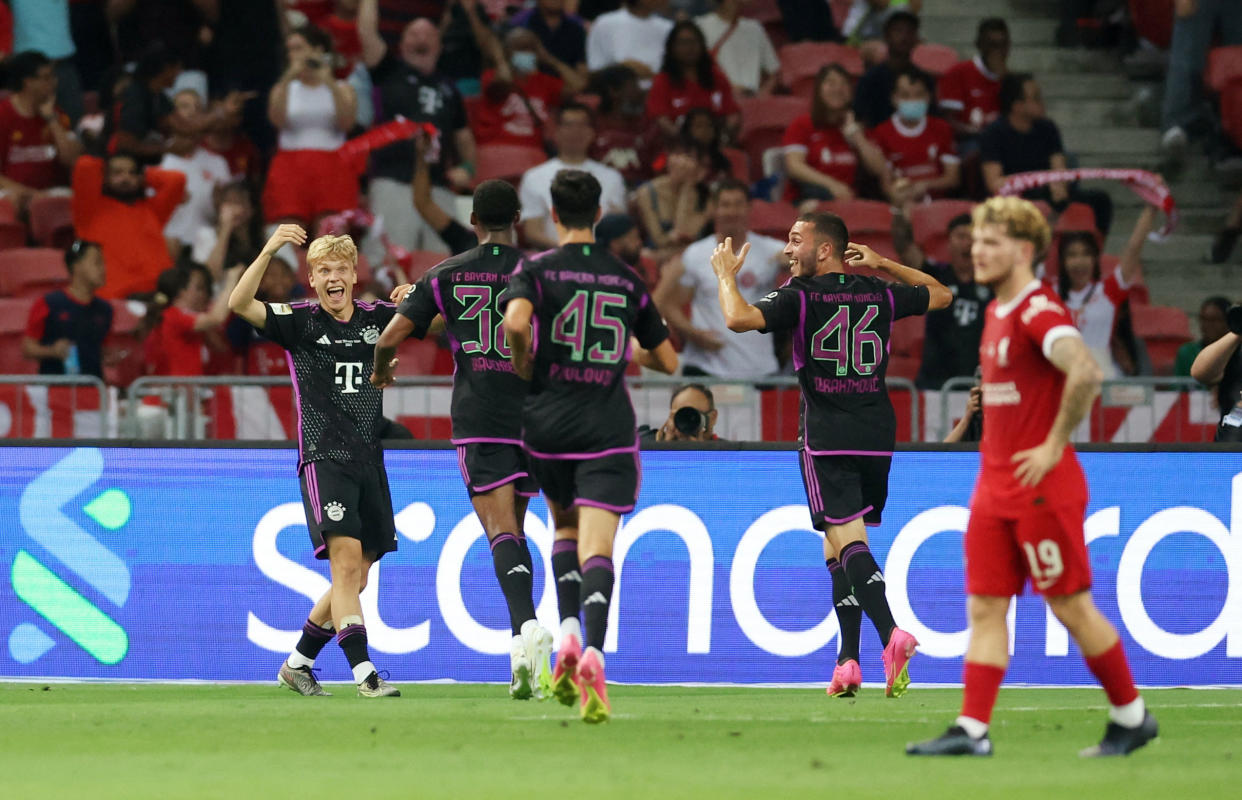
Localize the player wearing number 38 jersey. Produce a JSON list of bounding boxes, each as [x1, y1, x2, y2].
[[711, 211, 952, 701], [501, 169, 679, 724]]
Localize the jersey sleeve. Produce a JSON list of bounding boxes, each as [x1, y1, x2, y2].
[[396, 272, 440, 339], [632, 290, 670, 350], [753, 286, 801, 333], [1102, 266, 1130, 306], [261, 302, 308, 349], [164, 306, 198, 340], [24, 296, 49, 340], [936, 122, 960, 164], [937, 65, 965, 111], [890, 284, 931, 320], [782, 114, 812, 153], [1019, 294, 1081, 359]]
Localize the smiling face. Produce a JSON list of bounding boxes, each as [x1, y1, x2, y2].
[[400, 18, 441, 74], [784, 220, 825, 278], [308, 257, 357, 315], [817, 69, 852, 113], [1061, 239, 1097, 292]]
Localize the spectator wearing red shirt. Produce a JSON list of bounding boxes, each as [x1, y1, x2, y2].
[[589, 64, 653, 186], [72, 153, 186, 299], [473, 28, 568, 149], [144, 263, 239, 377], [203, 98, 263, 186], [22, 240, 113, 378], [321, 0, 364, 78], [0, 51, 82, 205], [938, 18, 1009, 147], [781, 63, 889, 205], [645, 21, 740, 144], [868, 68, 960, 205], [0, 3, 13, 57]]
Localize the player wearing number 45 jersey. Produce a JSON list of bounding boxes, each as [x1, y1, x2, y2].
[[229, 226, 400, 699], [907, 197, 1157, 758], [372, 180, 555, 701], [500, 169, 679, 723], [711, 213, 952, 699]]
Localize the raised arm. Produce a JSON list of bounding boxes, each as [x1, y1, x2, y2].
[[193, 267, 243, 332], [502, 297, 535, 379], [1012, 334, 1103, 487], [1190, 331, 1241, 388], [631, 338, 679, 374], [411, 133, 452, 231], [845, 242, 953, 310], [228, 224, 308, 327], [710, 238, 768, 332], [1117, 204, 1158, 286], [358, 0, 388, 69]]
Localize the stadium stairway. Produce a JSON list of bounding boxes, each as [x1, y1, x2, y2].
[[922, 0, 1237, 317]]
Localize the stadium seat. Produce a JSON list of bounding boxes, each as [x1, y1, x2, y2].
[[0, 221, 27, 252], [738, 95, 806, 181], [1054, 202, 1100, 239], [721, 147, 750, 182], [393, 337, 439, 375], [910, 200, 975, 263], [1221, 82, 1242, 150], [912, 43, 960, 77], [1205, 46, 1242, 93], [819, 199, 896, 260], [0, 196, 16, 223], [888, 315, 924, 381], [1127, 0, 1173, 50], [0, 248, 66, 298], [748, 199, 797, 240], [471, 144, 548, 188], [1130, 303, 1191, 376], [403, 249, 448, 281], [0, 296, 36, 375], [28, 194, 74, 248], [779, 42, 864, 98]]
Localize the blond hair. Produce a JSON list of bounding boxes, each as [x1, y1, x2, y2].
[[971, 196, 1051, 254], [306, 234, 358, 268]]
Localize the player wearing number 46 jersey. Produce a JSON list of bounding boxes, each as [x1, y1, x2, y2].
[[372, 180, 555, 701], [711, 212, 952, 699], [500, 169, 679, 723], [907, 197, 1157, 758], [229, 226, 399, 699]]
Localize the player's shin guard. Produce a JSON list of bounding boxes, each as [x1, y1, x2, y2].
[[288, 619, 334, 669], [337, 622, 376, 684], [840, 541, 897, 646], [1085, 639, 1144, 725], [490, 532, 537, 635], [959, 661, 1006, 729], [827, 558, 862, 665], [552, 539, 582, 623], [580, 556, 614, 652]]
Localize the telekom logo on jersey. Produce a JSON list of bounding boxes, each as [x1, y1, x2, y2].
[[246, 474, 1242, 662]]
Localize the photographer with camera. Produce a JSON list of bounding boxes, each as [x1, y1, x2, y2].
[[647, 383, 720, 442], [1190, 303, 1242, 443]]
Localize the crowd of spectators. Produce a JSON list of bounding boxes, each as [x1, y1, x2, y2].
[[0, 0, 1235, 431]]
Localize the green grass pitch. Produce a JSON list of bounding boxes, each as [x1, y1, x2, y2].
[[0, 683, 1237, 799]]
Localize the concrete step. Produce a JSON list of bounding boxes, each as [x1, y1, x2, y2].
[[920, 17, 1057, 50], [1046, 98, 1143, 129], [1062, 127, 1161, 156], [1038, 73, 1132, 99], [1009, 46, 1120, 74], [922, 0, 1056, 18]]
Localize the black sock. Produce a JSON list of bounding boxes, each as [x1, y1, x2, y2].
[[551, 539, 582, 624], [840, 541, 896, 647], [579, 555, 614, 652], [517, 533, 534, 579], [827, 559, 861, 665], [294, 619, 334, 662], [336, 624, 371, 672], [490, 532, 536, 636]]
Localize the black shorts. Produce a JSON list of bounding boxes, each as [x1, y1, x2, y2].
[[299, 458, 397, 560], [455, 442, 539, 497], [529, 450, 640, 514], [798, 451, 891, 530]]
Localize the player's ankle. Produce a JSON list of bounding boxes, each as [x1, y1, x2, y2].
[[955, 716, 989, 739]]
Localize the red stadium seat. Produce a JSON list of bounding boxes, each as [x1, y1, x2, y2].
[[1130, 303, 1191, 376], [1221, 81, 1242, 150], [748, 199, 797, 240], [721, 147, 750, 181], [819, 199, 896, 259], [393, 337, 440, 376], [1054, 202, 1100, 238], [0, 296, 37, 375], [0, 196, 17, 223], [779, 42, 864, 98], [888, 315, 924, 381], [0, 221, 27, 252], [738, 95, 806, 180], [472, 144, 548, 188], [1128, 0, 1173, 49], [403, 249, 448, 281], [910, 200, 975, 263], [28, 194, 74, 248], [912, 43, 960, 78], [0, 248, 66, 298], [1206, 46, 1242, 92]]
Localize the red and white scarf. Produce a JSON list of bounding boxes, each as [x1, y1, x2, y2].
[[997, 168, 1177, 239]]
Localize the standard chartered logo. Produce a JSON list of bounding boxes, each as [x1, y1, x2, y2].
[[9, 448, 132, 665]]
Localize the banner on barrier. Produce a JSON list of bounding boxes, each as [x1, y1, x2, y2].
[[1, 447, 1238, 685]]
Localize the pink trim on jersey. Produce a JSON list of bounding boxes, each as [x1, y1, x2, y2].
[[451, 436, 524, 445], [523, 442, 639, 459], [472, 472, 531, 493], [575, 498, 636, 514], [822, 505, 874, 525], [804, 448, 894, 457]]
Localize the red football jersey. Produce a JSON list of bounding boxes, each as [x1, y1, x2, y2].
[[473, 69, 562, 148], [867, 115, 957, 184], [938, 56, 1001, 130], [781, 114, 857, 201], [978, 281, 1084, 502], [0, 98, 70, 190], [645, 68, 740, 123], [149, 306, 206, 377]]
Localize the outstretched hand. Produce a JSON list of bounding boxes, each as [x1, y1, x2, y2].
[[844, 241, 884, 271], [262, 223, 307, 256], [710, 237, 750, 280]]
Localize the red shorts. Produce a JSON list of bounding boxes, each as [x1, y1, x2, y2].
[[965, 469, 1092, 598], [262, 149, 358, 223]]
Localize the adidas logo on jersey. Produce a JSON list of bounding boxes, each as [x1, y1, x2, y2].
[[507, 565, 531, 576], [866, 571, 885, 585], [317, 335, 332, 345], [583, 592, 608, 606], [558, 570, 582, 584]]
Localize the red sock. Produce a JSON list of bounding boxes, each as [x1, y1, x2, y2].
[[1084, 639, 1139, 707], [960, 661, 1006, 725]]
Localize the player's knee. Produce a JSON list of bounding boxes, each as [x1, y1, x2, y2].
[[967, 595, 1010, 626], [1046, 591, 1094, 627]]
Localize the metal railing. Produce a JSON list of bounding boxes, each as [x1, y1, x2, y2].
[[0, 375, 110, 439]]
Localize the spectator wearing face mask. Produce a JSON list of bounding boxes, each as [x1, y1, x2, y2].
[[868, 68, 959, 205], [473, 27, 571, 149]]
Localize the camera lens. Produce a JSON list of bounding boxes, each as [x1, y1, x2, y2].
[[673, 407, 705, 437], [1228, 305, 1242, 336]]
